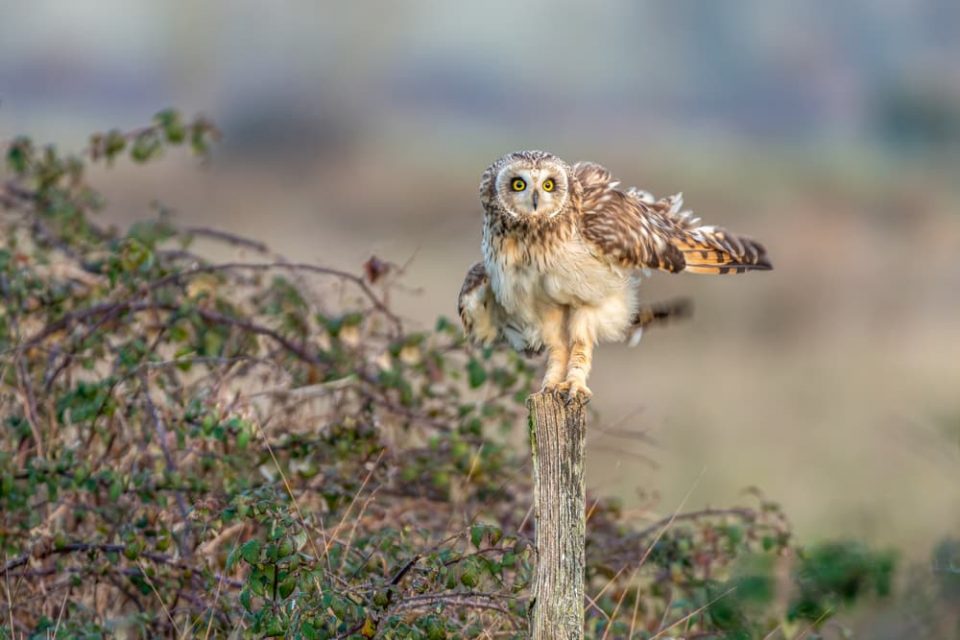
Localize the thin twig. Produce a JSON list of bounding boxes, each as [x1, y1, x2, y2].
[[15, 356, 44, 458], [649, 587, 737, 640], [137, 559, 183, 639], [326, 450, 385, 559], [0, 542, 242, 588], [633, 506, 756, 543], [181, 226, 269, 253], [139, 370, 193, 557]]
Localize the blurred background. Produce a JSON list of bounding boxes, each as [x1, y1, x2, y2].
[[3, 0, 959, 632]]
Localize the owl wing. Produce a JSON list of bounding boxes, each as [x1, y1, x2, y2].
[[574, 162, 771, 274], [457, 262, 544, 355], [458, 262, 503, 347]]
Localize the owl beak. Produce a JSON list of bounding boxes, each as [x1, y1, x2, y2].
[[531, 191, 539, 211]]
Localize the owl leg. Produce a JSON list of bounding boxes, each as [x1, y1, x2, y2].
[[539, 306, 569, 391], [557, 308, 596, 403]]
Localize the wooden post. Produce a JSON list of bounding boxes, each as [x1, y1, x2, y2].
[[527, 391, 586, 640]]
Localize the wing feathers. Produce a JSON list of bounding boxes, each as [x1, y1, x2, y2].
[[458, 262, 500, 345], [575, 162, 772, 275], [673, 227, 771, 274]]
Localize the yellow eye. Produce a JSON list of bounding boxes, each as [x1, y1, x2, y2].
[[542, 178, 555, 192], [511, 178, 526, 192]]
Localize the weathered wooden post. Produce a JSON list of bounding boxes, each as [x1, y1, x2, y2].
[[527, 391, 587, 639]]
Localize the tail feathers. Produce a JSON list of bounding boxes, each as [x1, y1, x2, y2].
[[631, 298, 693, 328], [674, 226, 771, 275], [627, 298, 693, 346]]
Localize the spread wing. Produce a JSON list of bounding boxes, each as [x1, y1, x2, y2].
[[575, 162, 771, 274]]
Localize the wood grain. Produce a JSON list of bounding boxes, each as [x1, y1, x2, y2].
[[527, 391, 586, 639]]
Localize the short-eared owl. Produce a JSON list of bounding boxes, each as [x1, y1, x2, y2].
[[458, 150, 771, 401]]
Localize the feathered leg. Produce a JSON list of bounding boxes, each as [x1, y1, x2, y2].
[[540, 306, 569, 390]]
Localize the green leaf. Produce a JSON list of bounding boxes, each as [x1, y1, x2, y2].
[[470, 525, 484, 549], [241, 539, 261, 565], [127, 220, 175, 248], [302, 620, 320, 639], [236, 424, 252, 450], [467, 358, 487, 389], [109, 475, 123, 502], [460, 568, 479, 588], [130, 131, 162, 163], [155, 109, 186, 144], [292, 530, 308, 552], [278, 574, 296, 599], [104, 129, 127, 159], [6, 137, 32, 174]]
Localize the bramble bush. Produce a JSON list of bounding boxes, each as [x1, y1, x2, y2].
[[0, 112, 894, 639]]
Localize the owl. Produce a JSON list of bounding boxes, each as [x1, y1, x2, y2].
[[458, 150, 771, 402]]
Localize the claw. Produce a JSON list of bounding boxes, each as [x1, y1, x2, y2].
[[553, 380, 592, 405]]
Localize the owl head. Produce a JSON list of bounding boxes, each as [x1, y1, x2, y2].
[[484, 150, 572, 220]]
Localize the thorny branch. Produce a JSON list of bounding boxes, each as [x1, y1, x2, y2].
[[0, 542, 241, 588], [0, 116, 823, 639]]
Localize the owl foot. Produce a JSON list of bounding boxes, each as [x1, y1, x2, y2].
[[552, 380, 592, 405]]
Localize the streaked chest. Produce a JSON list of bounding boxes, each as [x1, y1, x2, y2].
[[483, 221, 629, 312]]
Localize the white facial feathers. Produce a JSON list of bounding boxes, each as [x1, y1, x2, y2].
[[494, 160, 569, 219]]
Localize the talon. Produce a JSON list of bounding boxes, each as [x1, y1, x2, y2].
[[555, 380, 591, 405], [540, 382, 561, 394]]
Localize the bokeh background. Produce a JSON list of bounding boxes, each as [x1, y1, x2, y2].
[[3, 1, 959, 632]]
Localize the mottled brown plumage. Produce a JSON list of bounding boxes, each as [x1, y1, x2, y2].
[[460, 150, 771, 400]]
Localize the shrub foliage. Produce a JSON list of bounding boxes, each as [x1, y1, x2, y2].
[[0, 113, 893, 638]]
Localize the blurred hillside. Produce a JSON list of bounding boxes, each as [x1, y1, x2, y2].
[[2, 1, 959, 623]]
